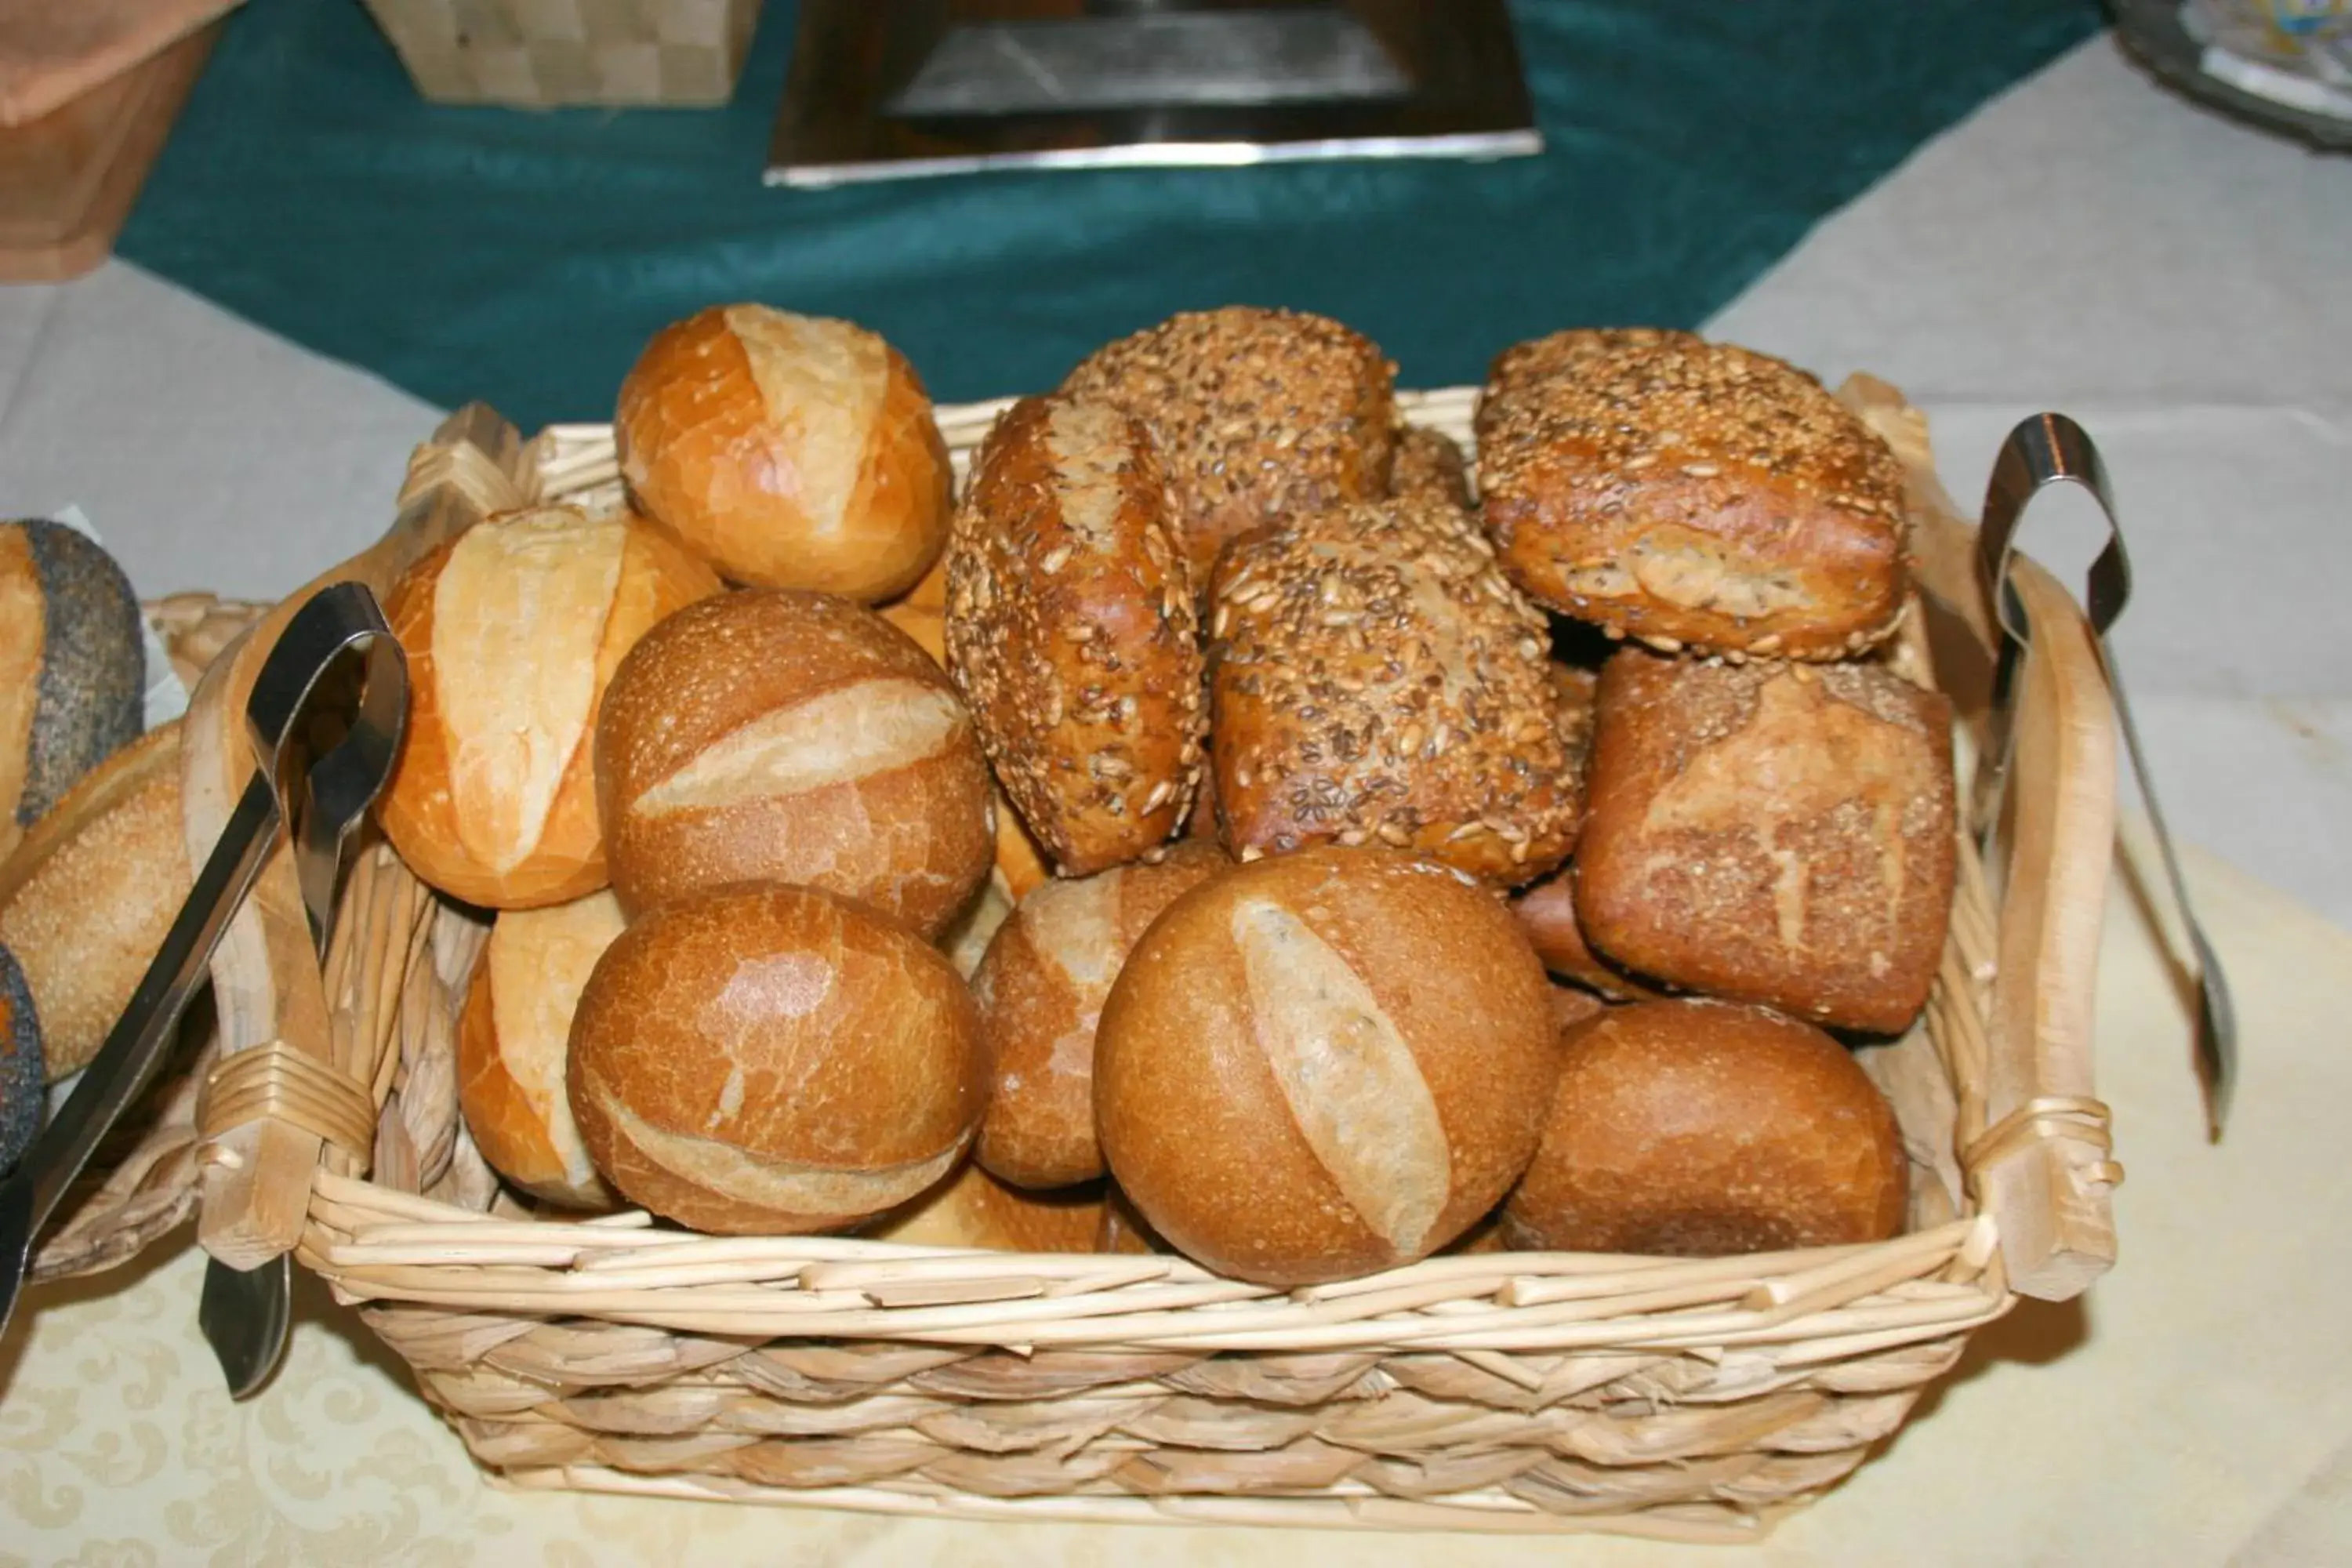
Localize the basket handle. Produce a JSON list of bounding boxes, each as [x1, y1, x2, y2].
[[1839, 377, 2120, 1304], [185, 404, 530, 1269]]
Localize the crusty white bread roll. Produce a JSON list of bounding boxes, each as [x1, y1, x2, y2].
[[1475, 329, 1907, 660], [944, 394, 1204, 874], [972, 840, 1226, 1190], [1207, 499, 1580, 884], [0, 722, 189, 1081], [594, 588, 995, 937], [0, 520, 146, 863], [616, 305, 952, 602], [1058, 307, 1398, 583], [377, 505, 720, 910], [456, 890, 625, 1209], [1503, 999, 1907, 1254], [1094, 845, 1559, 1286], [568, 883, 986, 1236], [868, 1163, 1102, 1253], [880, 556, 1054, 902]]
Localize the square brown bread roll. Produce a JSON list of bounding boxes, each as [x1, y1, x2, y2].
[[1475, 329, 1907, 660], [1574, 649, 1955, 1033]]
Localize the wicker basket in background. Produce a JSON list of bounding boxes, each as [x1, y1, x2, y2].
[[359, 0, 763, 107], [182, 379, 2129, 1544]]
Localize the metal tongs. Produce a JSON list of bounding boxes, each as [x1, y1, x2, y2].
[[0, 583, 407, 1361], [1973, 414, 2239, 1141]]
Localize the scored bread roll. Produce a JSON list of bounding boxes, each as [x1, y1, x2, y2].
[[595, 589, 995, 936], [1575, 649, 1956, 1033], [1503, 1000, 1907, 1254], [946, 395, 1204, 874], [378, 505, 721, 909], [0, 722, 189, 1081], [456, 890, 625, 1209], [1475, 329, 1907, 660], [972, 840, 1227, 1190], [0, 520, 145, 863], [568, 883, 986, 1235], [1059, 307, 1397, 582], [1094, 846, 1558, 1286], [880, 556, 1054, 902], [869, 1163, 1102, 1253], [1207, 499, 1579, 884], [617, 305, 952, 602]]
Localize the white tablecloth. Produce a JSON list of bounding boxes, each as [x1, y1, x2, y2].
[[2, 33, 2347, 1566]]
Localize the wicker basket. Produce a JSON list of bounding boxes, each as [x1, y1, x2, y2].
[[360, 0, 763, 107], [210, 379, 2118, 1544]]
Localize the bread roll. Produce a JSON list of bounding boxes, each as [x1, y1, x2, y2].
[[1059, 307, 1397, 582], [946, 395, 1204, 874], [1475, 329, 1907, 659], [0, 722, 188, 1081], [0, 520, 145, 862], [1094, 846, 1558, 1285], [1094, 1184, 1166, 1255], [0, 946, 42, 1173], [1388, 426, 1473, 511], [1207, 499, 1579, 884], [617, 305, 951, 602], [1503, 1000, 1907, 1254], [595, 589, 994, 936], [973, 841, 1226, 1190], [457, 890, 625, 1209], [880, 557, 1055, 902], [869, 1163, 1102, 1253], [1511, 870, 1669, 1003], [568, 884, 985, 1235], [1576, 650, 1956, 1033], [1548, 983, 1609, 1036], [378, 505, 720, 910]]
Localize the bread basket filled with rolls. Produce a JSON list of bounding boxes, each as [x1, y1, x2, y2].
[[163, 303, 2119, 1541]]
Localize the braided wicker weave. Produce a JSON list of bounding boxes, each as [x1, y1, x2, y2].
[[230, 382, 2116, 1541]]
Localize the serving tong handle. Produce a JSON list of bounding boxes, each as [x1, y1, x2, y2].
[[1974, 414, 2238, 1141]]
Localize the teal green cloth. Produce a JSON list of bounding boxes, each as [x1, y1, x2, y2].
[[118, 2, 2100, 431]]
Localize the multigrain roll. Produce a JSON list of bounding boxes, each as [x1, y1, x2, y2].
[[616, 305, 952, 601], [0, 722, 188, 1082], [1059, 307, 1397, 581], [869, 1163, 1103, 1253], [1503, 1000, 1907, 1255], [1475, 329, 1907, 659], [945, 395, 1204, 874], [456, 891, 625, 1210], [972, 841, 1227, 1190], [595, 589, 995, 937], [1575, 649, 1956, 1033], [568, 884, 986, 1236], [880, 556, 1054, 902], [0, 946, 42, 1172], [0, 519, 146, 862], [1388, 425, 1474, 511], [1207, 499, 1578, 883], [1094, 846, 1558, 1285], [378, 505, 721, 909]]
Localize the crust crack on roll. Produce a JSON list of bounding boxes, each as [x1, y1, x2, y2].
[[1207, 499, 1579, 883], [1475, 328, 1907, 659], [945, 394, 1204, 874]]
